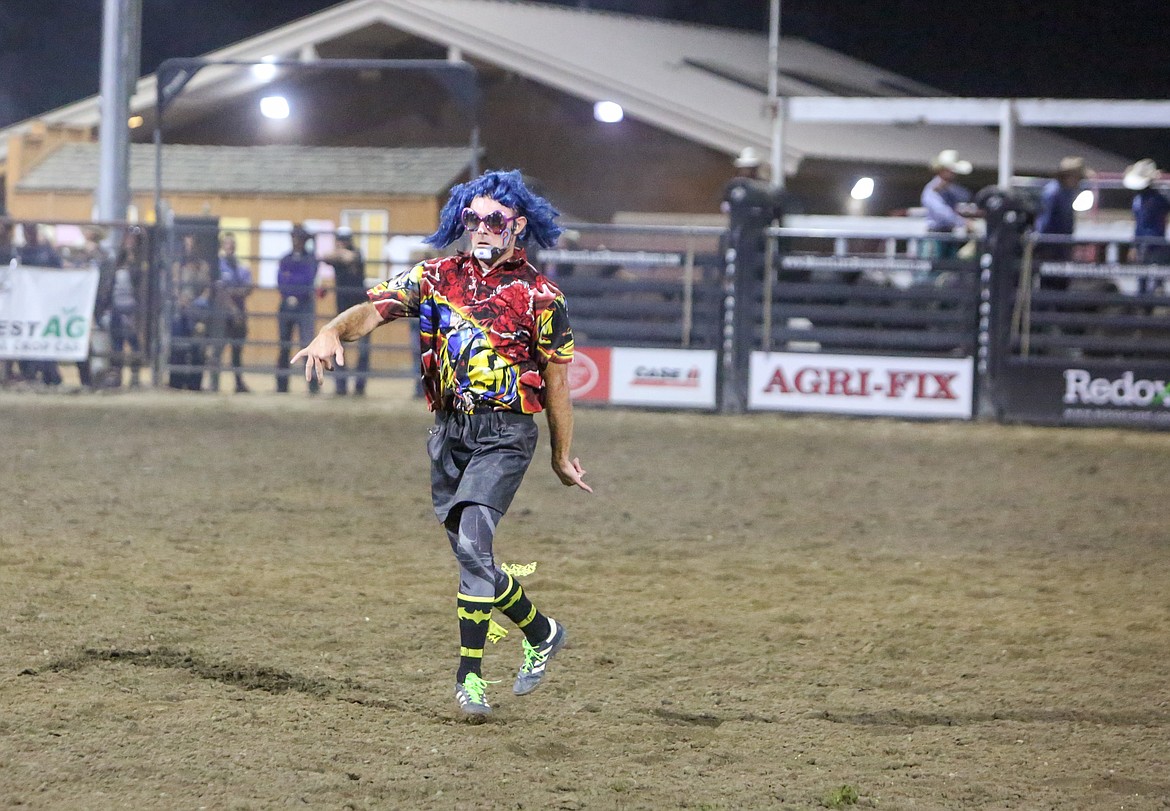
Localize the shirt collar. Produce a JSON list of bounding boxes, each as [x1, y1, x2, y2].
[[464, 246, 529, 275]]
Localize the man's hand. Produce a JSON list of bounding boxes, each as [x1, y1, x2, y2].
[[553, 456, 592, 493], [291, 328, 345, 383]]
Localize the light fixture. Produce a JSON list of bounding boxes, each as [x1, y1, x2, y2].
[[593, 101, 624, 123], [252, 55, 278, 82], [850, 177, 875, 200], [260, 95, 290, 120], [127, 115, 143, 129], [1073, 189, 1095, 212]]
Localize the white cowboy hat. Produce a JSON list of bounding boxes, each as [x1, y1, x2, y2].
[[1057, 156, 1094, 179], [930, 149, 972, 175], [733, 147, 763, 168], [1123, 158, 1161, 191]]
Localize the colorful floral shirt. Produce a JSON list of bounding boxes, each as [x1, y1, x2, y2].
[[367, 248, 573, 414]]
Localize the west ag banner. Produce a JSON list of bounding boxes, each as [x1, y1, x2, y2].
[[0, 265, 100, 361], [749, 351, 975, 419], [998, 362, 1170, 429]]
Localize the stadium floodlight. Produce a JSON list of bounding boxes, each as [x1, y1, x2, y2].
[[260, 95, 290, 120], [252, 56, 278, 81], [850, 177, 875, 200], [594, 101, 624, 123], [1073, 189, 1095, 212]]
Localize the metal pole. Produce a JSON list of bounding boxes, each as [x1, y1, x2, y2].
[[681, 235, 694, 348], [998, 99, 1016, 189], [768, 0, 785, 189], [97, 0, 141, 224]]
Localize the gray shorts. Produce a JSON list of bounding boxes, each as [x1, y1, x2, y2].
[[427, 410, 538, 523]]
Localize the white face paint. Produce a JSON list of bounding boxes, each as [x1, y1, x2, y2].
[[465, 196, 526, 269]]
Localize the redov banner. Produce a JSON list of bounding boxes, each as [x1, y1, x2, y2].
[[999, 364, 1170, 428]]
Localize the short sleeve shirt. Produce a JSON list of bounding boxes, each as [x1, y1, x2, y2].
[[367, 247, 573, 414]]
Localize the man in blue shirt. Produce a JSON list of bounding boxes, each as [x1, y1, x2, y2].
[[1033, 156, 1093, 290], [1124, 159, 1170, 295], [921, 149, 975, 262], [275, 224, 320, 394]]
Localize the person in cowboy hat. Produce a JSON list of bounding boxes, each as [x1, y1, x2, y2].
[[721, 146, 785, 282], [1033, 156, 1094, 288], [920, 149, 977, 262], [1123, 159, 1170, 293]]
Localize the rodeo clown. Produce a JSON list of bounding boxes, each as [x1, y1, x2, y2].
[[293, 169, 591, 720]]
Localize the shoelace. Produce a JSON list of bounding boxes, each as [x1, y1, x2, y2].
[[520, 639, 547, 673], [461, 672, 493, 703]]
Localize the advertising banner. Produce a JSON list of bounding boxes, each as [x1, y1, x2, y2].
[[609, 347, 718, 409], [749, 351, 974, 419], [0, 264, 100, 361], [567, 346, 611, 402], [998, 362, 1170, 429]]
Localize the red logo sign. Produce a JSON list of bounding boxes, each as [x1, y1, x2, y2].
[[568, 347, 610, 402]]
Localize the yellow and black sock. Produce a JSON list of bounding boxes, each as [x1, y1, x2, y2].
[[456, 592, 494, 682], [494, 572, 551, 644]]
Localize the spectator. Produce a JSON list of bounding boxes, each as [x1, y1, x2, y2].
[[721, 147, 785, 282], [1123, 159, 1170, 295], [1033, 156, 1094, 290], [17, 223, 64, 387], [0, 220, 13, 264], [921, 149, 976, 261], [71, 226, 114, 388], [108, 227, 147, 388], [168, 232, 213, 390], [1, 221, 16, 385], [210, 232, 254, 393], [321, 225, 369, 396], [275, 224, 320, 394]]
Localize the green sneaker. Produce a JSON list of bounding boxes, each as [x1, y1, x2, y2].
[[513, 619, 567, 696], [455, 673, 493, 719]]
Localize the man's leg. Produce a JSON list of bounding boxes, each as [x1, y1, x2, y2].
[[229, 321, 249, 392], [354, 333, 371, 396], [275, 311, 292, 392], [497, 568, 566, 697], [298, 309, 319, 394], [446, 503, 504, 718]]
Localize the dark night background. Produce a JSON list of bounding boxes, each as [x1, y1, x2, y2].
[[1, 1, 1167, 166]]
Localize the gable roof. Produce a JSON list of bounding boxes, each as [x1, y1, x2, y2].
[[0, 0, 1128, 173], [16, 143, 471, 196]]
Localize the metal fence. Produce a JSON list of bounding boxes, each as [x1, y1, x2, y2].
[[4, 211, 1169, 428]]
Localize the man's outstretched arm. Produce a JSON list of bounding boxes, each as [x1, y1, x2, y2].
[[291, 301, 385, 383]]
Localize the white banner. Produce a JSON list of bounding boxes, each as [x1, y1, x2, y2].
[[749, 351, 974, 419], [0, 264, 101, 361], [609, 348, 718, 409]]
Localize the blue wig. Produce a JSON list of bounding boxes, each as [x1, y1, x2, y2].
[[425, 169, 563, 249]]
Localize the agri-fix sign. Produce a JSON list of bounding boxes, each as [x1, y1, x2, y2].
[[749, 351, 974, 419], [0, 265, 100, 361]]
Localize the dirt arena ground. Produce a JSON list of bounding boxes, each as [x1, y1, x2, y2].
[[1, 384, 1167, 810]]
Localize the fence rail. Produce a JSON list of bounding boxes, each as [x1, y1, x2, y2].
[[3, 212, 1170, 428]]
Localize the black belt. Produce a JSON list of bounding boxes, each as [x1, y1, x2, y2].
[[435, 408, 532, 421]]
